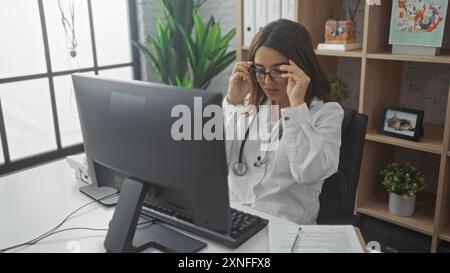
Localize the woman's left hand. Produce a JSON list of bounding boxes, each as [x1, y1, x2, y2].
[[280, 60, 310, 107]]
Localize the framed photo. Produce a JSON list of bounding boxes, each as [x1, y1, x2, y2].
[[378, 105, 424, 142]]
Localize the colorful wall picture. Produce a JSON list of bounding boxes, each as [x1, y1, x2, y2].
[[389, 0, 448, 47]]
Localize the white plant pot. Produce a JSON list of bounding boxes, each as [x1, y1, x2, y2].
[[388, 192, 416, 217]]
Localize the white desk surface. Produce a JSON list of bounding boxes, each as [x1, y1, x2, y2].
[[0, 157, 293, 253]]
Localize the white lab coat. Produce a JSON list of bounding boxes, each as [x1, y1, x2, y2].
[[223, 97, 344, 224]]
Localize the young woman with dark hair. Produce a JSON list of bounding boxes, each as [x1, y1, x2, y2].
[[223, 19, 344, 224]]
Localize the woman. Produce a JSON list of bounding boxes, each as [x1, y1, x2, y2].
[[223, 19, 344, 224]]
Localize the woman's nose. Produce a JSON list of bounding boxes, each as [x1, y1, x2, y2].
[[264, 74, 274, 85]]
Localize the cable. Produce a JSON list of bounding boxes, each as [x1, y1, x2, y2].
[[35, 193, 119, 242], [0, 218, 155, 253], [0, 192, 153, 253], [0, 193, 117, 252]]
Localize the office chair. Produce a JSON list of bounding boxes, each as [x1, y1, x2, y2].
[[316, 107, 368, 226]]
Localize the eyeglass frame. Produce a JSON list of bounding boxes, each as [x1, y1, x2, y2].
[[249, 65, 289, 84]]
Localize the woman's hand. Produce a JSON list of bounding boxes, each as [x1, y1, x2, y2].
[[280, 60, 310, 107], [226, 61, 253, 106]]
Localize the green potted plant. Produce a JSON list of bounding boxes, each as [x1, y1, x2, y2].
[[381, 162, 426, 217], [176, 11, 236, 89], [133, 0, 235, 89], [329, 76, 350, 104]]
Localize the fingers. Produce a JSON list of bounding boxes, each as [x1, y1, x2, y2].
[[236, 67, 251, 78], [281, 71, 310, 84], [231, 71, 251, 82], [232, 61, 253, 74], [279, 61, 296, 73], [280, 60, 310, 82], [280, 60, 307, 75], [231, 61, 252, 82], [280, 73, 299, 82]]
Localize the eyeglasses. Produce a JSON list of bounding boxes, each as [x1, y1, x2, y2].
[[249, 65, 288, 84]]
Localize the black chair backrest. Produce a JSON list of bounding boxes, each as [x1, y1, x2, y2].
[[316, 107, 368, 224]]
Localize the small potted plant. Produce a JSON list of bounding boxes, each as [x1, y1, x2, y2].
[[381, 162, 426, 217], [329, 76, 350, 104]]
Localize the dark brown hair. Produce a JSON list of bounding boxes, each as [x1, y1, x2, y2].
[[248, 19, 330, 108]]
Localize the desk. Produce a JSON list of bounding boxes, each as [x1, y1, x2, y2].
[[0, 157, 366, 253]]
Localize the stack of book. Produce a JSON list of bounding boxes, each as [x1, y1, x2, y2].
[[243, 0, 296, 47]]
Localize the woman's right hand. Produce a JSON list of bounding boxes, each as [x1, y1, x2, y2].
[[226, 61, 253, 105]]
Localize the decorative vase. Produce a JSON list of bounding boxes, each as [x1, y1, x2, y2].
[[388, 192, 416, 217]]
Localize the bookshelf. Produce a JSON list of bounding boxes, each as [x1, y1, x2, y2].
[[236, 0, 450, 252], [314, 49, 363, 58], [366, 50, 450, 64]]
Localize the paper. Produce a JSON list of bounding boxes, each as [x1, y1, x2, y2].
[[269, 223, 365, 253], [268, 222, 298, 253], [292, 225, 364, 253]]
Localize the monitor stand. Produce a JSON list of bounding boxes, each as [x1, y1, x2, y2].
[[79, 184, 119, 206], [104, 178, 207, 253]]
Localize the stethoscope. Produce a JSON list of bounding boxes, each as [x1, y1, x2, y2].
[[232, 104, 283, 177]]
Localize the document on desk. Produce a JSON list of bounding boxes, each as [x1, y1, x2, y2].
[[268, 222, 299, 253], [269, 223, 364, 253]]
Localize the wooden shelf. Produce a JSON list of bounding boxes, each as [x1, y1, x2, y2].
[[440, 224, 450, 242], [365, 123, 444, 155], [243, 48, 362, 59], [357, 193, 436, 236], [314, 49, 362, 58], [236, 0, 450, 252], [367, 50, 450, 64]]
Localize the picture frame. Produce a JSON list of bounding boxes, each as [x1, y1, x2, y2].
[[378, 105, 424, 142]]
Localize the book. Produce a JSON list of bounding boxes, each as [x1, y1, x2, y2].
[[255, 0, 268, 32], [317, 42, 362, 51], [281, 0, 295, 21], [389, 0, 449, 55], [267, 0, 281, 23], [243, 0, 256, 47], [392, 44, 440, 56]]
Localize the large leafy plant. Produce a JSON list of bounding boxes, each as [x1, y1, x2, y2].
[[178, 11, 236, 89], [381, 162, 426, 197], [133, 0, 235, 89]]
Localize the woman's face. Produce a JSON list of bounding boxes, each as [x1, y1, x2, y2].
[[253, 46, 289, 104]]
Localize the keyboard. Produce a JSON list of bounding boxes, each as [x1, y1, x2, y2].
[[141, 205, 268, 248]]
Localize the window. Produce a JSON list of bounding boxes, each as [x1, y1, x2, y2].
[[44, 0, 94, 72], [1, 79, 57, 160], [0, 134, 4, 164], [99, 67, 134, 81], [0, 0, 47, 78], [0, 0, 140, 174], [53, 73, 95, 148], [91, 0, 132, 66]]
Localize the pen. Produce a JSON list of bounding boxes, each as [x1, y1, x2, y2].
[[290, 226, 302, 253]]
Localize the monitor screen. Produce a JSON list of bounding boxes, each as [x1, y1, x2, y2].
[[72, 74, 231, 252]]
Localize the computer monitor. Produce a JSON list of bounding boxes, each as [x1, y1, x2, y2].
[[72, 74, 230, 253]]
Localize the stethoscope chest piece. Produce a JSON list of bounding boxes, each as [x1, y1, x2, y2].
[[232, 162, 248, 176]]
